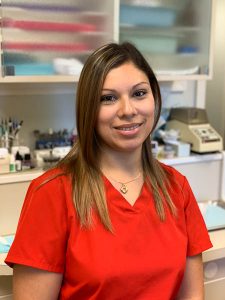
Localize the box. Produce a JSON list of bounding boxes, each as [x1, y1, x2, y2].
[[120, 5, 177, 27], [166, 141, 191, 157], [120, 32, 178, 54]]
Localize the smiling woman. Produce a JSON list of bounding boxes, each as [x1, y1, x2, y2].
[[5, 42, 212, 300]]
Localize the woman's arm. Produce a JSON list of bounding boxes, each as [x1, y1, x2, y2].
[[13, 264, 63, 300], [176, 254, 204, 300]]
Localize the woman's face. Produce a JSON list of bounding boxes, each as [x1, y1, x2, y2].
[[95, 62, 155, 154]]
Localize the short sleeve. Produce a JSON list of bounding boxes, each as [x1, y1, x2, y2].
[[182, 177, 213, 256], [5, 175, 69, 273]]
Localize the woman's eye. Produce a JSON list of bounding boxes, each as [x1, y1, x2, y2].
[[100, 94, 117, 104], [133, 90, 147, 98]]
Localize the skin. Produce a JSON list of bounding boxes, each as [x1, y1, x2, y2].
[[175, 254, 204, 300], [96, 62, 155, 156], [13, 264, 62, 300], [12, 62, 205, 300]]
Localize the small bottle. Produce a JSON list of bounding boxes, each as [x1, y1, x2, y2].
[[15, 151, 23, 171], [9, 154, 16, 172], [22, 153, 31, 170]]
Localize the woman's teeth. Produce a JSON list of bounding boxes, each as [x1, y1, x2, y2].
[[119, 124, 140, 131]]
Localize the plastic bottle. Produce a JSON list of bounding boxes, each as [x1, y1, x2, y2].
[[22, 153, 31, 170], [9, 154, 16, 172], [15, 151, 23, 171]]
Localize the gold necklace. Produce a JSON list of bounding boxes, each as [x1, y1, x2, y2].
[[108, 172, 142, 194]]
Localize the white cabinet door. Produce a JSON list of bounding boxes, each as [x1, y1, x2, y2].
[[0, 0, 119, 81], [119, 0, 214, 81], [0, 181, 30, 235]]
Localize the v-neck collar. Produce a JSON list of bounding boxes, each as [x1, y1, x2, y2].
[[103, 175, 151, 213]]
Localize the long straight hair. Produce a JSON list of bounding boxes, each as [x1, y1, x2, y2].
[[58, 42, 176, 231]]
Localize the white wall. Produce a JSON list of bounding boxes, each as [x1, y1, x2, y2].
[[206, 0, 225, 147], [0, 88, 76, 150]]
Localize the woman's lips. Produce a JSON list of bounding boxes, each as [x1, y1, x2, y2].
[[114, 123, 143, 133]]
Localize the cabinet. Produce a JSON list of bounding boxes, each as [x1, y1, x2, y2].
[[0, 171, 43, 299], [119, 0, 215, 81], [203, 229, 225, 300], [0, 0, 215, 82], [0, 0, 118, 82]]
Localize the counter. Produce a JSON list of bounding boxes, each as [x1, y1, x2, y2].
[[204, 229, 225, 262], [0, 152, 223, 183], [0, 168, 44, 184], [203, 229, 225, 300]]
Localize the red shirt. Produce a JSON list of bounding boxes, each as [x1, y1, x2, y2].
[[6, 165, 212, 299]]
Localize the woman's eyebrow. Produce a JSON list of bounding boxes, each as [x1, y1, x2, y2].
[[102, 82, 150, 92], [132, 82, 150, 89], [102, 88, 116, 92]]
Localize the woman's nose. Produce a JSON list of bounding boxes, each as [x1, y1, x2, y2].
[[118, 97, 137, 117]]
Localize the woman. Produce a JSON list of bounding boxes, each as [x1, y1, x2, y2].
[[6, 42, 212, 299]]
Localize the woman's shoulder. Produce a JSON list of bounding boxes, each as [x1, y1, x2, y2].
[[30, 167, 71, 192], [23, 167, 74, 216]]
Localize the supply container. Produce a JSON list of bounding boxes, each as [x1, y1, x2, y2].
[[0, 148, 10, 174], [120, 0, 187, 27], [120, 31, 178, 54]]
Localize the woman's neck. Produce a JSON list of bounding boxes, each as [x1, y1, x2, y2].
[[99, 147, 143, 178]]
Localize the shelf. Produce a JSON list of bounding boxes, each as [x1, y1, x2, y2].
[[0, 169, 44, 184], [0, 81, 77, 96], [120, 24, 201, 34], [0, 152, 223, 185], [0, 75, 79, 83], [0, 73, 212, 85], [157, 74, 211, 81], [161, 152, 223, 166]]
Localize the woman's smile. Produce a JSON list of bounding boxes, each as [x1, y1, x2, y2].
[[114, 122, 143, 135]]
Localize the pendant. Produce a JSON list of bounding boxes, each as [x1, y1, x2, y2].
[[120, 183, 128, 194]]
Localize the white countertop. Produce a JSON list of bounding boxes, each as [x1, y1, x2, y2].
[[161, 152, 223, 166], [0, 152, 223, 185], [0, 169, 44, 184], [0, 253, 12, 276], [203, 229, 225, 262]]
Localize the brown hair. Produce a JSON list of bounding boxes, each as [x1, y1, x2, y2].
[[58, 42, 176, 231]]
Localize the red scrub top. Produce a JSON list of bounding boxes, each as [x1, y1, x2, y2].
[[6, 164, 212, 300]]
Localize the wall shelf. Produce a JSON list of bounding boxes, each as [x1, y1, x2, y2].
[[161, 152, 223, 166]]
